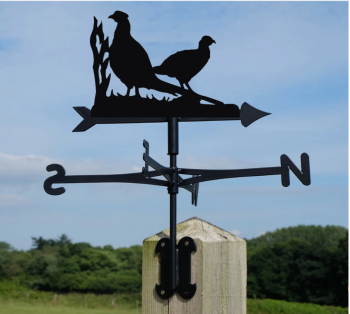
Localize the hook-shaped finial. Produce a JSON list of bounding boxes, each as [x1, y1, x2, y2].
[[44, 164, 66, 195]]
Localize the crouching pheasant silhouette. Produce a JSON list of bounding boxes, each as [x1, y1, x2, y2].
[[153, 36, 216, 92]]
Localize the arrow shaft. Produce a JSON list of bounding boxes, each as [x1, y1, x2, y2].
[[73, 107, 242, 132]]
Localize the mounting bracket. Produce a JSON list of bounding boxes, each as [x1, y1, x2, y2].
[[156, 236, 197, 299]]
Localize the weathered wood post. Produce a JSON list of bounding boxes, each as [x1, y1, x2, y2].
[[142, 217, 247, 314]]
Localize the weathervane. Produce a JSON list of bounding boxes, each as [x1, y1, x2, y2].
[[44, 11, 311, 300]]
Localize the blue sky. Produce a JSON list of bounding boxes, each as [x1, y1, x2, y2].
[[0, 1, 347, 251]]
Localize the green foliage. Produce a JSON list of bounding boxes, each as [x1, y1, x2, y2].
[[0, 225, 347, 308], [247, 225, 347, 249], [0, 242, 13, 251], [247, 298, 348, 314], [1, 234, 142, 295], [247, 227, 348, 307]]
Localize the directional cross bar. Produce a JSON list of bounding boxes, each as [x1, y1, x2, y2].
[[178, 153, 310, 187], [43, 164, 168, 196], [44, 151, 310, 198]]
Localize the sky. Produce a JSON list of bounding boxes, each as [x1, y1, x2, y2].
[[0, 1, 347, 251]]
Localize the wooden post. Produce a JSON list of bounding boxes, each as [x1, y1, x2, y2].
[[142, 217, 247, 314]]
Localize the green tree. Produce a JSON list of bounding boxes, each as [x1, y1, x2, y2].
[[0, 242, 13, 251], [115, 245, 142, 274], [328, 231, 348, 307], [247, 236, 347, 306], [247, 225, 347, 250], [68, 242, 92, 256], [56, 234, 72, 248]]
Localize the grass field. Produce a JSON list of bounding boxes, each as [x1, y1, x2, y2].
[[0, 283, 347, 314], [0, 298, 347, 314], [0, 302, 136, 314]]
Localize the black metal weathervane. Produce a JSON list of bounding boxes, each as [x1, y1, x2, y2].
[[44, 11, 311, 300]]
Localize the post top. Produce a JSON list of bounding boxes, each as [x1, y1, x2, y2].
[[144, 216, 245, 243]]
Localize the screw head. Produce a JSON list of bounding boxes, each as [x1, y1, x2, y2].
[[185, 241, 189, 246], [161, 242, 165, 247], [161, 290, 165, 295]]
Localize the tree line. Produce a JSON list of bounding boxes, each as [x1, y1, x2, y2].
[[0, 235, 142, 294], [0, 225, 347, 307], [246, 225, 348, 308]]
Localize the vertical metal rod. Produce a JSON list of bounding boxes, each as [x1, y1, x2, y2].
[[168, 117, 179, 292]]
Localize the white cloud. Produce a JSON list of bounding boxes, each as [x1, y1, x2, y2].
[[0, 152, 141, 185], [230, 229, 241, 236]]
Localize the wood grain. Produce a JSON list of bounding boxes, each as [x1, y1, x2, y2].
[[142, 217, 247, 314]]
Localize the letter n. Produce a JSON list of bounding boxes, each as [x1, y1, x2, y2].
[[280, 153, 311, 187]]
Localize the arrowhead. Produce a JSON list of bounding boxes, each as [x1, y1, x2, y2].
[[240, 102, 270, 127]]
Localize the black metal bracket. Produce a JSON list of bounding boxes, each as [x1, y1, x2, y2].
[[156, 236, 197, 300]]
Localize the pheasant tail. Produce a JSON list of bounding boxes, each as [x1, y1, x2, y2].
[[147, 77, 194, 98]]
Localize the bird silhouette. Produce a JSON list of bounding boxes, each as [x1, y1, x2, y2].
[[108, 11, 195, 98], [153, 36, 216, 91]]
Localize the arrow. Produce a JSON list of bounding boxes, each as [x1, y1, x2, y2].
[[72, 102, 270, 132]]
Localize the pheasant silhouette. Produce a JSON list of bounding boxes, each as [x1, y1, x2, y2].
[[153, 36, 216, 91], [108, 11, 222, 105], [108, 11, 190, 98]]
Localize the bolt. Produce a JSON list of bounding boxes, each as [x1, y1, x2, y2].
[[161, 290, 165, 295], [161, 242, 165, 247], [185, 241, 189, 246]]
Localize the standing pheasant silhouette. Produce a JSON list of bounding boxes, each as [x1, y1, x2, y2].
[[153, 36, 216, 91], [109, 11, 186, 97]]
